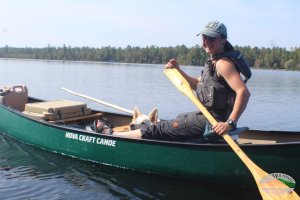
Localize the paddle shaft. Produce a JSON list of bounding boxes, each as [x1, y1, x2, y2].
[[182, 82, 264, 173], [164, 68, 299, 200], [173, 77, 263, 174], [62, 87, 134, 115]]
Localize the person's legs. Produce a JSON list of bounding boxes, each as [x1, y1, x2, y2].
[[141, 111, 207, 141], [105, 111, 207, 141]]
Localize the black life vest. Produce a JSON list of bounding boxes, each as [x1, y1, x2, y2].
[[212, 50, 252, 83], [196, 50, 251, 119]]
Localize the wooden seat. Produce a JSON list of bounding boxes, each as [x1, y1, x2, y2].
[[48, 112, 104, 123]]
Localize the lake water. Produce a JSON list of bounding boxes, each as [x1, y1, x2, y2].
[[0, 58, 300, 199]]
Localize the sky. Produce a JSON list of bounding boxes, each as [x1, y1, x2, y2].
[[0, 0, 299, 49]]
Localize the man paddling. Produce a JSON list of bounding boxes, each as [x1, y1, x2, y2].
[[100, 20, 251, 140]]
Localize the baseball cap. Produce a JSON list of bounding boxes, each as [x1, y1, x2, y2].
[[197, 21, 227, 38]]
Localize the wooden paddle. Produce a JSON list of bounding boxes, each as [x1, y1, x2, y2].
[[164, 68, 299, 200], [61, 87, 134, 115]]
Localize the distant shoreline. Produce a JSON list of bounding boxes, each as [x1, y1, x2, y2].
[[0, 57, 158, 66], [0, 57, 295, 71], [0, 57, 200, 68], [1, 44, 299, 70]]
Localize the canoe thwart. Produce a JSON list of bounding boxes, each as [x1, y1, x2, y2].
[[48, 112, 104, 123]]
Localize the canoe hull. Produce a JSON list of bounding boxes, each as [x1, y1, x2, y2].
[[0, 103, 300, 192]]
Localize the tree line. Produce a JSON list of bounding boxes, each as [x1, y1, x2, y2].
[[0, 45, 299, 70]]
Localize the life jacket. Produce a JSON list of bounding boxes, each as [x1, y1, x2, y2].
[[212, 50, 252, 83], [196, 50, 251, 120]]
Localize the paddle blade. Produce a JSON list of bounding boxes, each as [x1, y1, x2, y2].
[[258, 176, 300, 200], [163, 68, 194, 98]]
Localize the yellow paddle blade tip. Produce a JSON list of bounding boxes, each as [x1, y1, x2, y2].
[[163, 68, 186, 87]]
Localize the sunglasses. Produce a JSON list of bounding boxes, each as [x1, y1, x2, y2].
[[202, 35, 218, 42]]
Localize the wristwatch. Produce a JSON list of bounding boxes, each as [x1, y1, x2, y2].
[[226, 119, 236, 130]]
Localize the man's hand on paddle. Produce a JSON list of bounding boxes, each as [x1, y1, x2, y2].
[[213, 122, 231, 135], [165, 59, 180, 69]]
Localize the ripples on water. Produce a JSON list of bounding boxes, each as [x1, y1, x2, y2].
[[0, 133, 151, 200]]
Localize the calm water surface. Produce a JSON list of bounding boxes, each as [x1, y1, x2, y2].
[[0, 59, 300, 199]]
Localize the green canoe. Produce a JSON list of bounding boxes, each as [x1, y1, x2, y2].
[[0, 95, 300, 193]]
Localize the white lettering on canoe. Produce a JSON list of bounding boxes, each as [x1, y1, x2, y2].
[[96, 138, 116, 147], [65, 132, 78, 140], [65, 132, 116, 147], [79, 135, 96, 143]]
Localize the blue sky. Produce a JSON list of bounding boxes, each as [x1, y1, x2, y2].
[[0, 0, 299, 49]]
